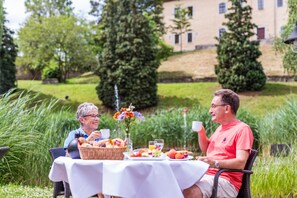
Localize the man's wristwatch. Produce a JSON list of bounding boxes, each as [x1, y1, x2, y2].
[[214, 160, 220, 169]]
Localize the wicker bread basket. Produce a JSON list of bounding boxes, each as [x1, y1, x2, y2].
[[78, 145, 126, 160]]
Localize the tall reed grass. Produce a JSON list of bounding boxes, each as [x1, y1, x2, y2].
[[258, 97, 297, 145], [251, 144, 297, 197], [0, 89, 78, 186]]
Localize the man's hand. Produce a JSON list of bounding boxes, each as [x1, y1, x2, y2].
[[196, 149, 250, 169], [196, 156, 215, 168]]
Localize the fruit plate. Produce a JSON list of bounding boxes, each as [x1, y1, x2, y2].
[[123, 152, 166, 161], [166, 156, 194, 161]]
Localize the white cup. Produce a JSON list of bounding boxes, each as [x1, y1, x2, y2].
[[100, 129, 110, 139], [192, 121, 203, 132]]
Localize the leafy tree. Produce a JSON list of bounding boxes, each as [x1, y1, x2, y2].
[[0, 17, 18, 94], [95, 0, 164, 109], [169, 5, 191, 53], [25, 0, 73, 18], [215, 0, 266, 92], [274, 0, 297, 76], [18, 15, 97, 82]]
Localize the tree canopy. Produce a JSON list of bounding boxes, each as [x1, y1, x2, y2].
[[18, 15, 97, 82], [25, 0, 73, 18], [17, 0, 98, 82]]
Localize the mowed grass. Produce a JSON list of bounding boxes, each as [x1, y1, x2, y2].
[[18, 80, 101, 107], [0, 184, 52, 198], [18, 79, 297, 116]]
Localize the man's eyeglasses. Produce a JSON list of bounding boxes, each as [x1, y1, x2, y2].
[[83, 114, 99, 118], [210, 104, 227, 109]]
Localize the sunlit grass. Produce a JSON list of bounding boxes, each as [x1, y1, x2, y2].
[[18, 80, 297, 116], [18, 80, 101, 107], [0, 183, 52, 198]]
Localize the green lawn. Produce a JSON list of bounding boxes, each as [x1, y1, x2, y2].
[[18, 80, 297, 116]]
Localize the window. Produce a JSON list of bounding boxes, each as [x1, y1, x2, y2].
[[219, 3, 226, 14], [258, 0, 264, 10], [175, 34, 179, 44], [257, 27, 265, 40], [187, 6, 193, 17], [277, 0, 283, 7], [174, 7, 180, 18], [219, 28, 226, 38], [187, 33, 192, 43]]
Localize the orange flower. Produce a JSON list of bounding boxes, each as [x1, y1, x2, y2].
[[125, 111, 134, 118], [113, 112, 120, 120]]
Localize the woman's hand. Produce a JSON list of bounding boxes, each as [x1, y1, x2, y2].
[[86, 131, 102, 141]]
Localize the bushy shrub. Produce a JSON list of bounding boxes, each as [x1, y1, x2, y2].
[[42, 66, 61, 81]]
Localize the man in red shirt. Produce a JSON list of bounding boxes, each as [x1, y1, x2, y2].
[[183, 89, 254, 198]]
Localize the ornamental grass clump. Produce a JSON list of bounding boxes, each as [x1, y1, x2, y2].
[[251, 145, 297, 197], [0, 89, 77, 186], [258, 97, 297, 145]]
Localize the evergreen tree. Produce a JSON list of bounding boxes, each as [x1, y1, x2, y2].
[[215, 0, 266, 92], [0, 0, 3, 45], [95, 0, 163, 109], [0, 19, 18, 94]]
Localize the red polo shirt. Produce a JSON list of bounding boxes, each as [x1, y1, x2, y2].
[[206, 120, 254, 191]]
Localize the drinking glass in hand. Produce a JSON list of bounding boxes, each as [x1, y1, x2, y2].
[[154, 139, 164, 151]]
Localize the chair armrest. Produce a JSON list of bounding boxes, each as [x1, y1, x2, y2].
[[211, 169, 253, 198]]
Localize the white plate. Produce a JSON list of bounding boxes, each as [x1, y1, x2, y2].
[[167, 156, 194, 161], [123, 152, 166, 161]]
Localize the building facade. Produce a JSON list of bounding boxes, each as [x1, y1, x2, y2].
[[162, 0, 289, 51]]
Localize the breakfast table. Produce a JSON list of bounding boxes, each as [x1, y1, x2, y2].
[[49, 156, 209, 198]]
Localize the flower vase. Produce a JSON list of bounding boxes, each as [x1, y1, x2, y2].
[[125, 132, 133, 153]]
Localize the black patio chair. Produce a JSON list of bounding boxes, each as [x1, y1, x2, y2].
[[0, 146, 10, 160], [211, 149, 258, 198], [49, 147, 72, 198]]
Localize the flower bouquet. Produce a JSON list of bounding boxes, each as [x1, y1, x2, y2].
[[113, 104, 145, 152]]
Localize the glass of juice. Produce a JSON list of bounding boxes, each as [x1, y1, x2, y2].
[[148, 141, 156, 151]]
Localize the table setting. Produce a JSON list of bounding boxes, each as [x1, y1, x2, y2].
[[50, 105, 210, 197], [49, 137, 209, 198]]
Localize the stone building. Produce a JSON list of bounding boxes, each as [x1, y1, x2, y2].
[[162, 0, 288, 51]]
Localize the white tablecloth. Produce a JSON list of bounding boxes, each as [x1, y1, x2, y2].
[[49, 157, 209, 198]]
